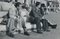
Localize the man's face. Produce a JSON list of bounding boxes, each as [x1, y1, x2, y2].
[[37, 4, 41, 8], [17, 5, 20, 9], [19, 4, 22, 8], [17, 4, 22, 10]]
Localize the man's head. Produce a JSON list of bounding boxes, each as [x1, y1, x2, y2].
[[41, 3, 46, 11], [14, 2, 21, 8], [15, 0, 18, 2], [35, 2, 40, 6], [41, 3, 46, 7], [35, 2, 41, 8]]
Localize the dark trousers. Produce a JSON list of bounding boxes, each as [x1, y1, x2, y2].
[[35, 17, 41, 31], [41, 19, 49, 31]]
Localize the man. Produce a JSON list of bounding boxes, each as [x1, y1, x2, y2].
[[40, 4, 50, 31], [15, 2, 30, 36], [40, 3, 57, 31], [6, 0, 17, 37], [30, 2, 43, 34]]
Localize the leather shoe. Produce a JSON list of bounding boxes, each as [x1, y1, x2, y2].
[[24, 32, 30, 36]]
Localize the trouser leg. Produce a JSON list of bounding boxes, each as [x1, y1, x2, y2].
[[31, 24, 35, 31], [6, 19, 9, 34], [35, 18, 42, 32], [9, 18, 15, 33], [22, 19, 26, 32], [22, 18, 30, 36], [6, 18, 15, 37], [6, 18, 16, 33], [42, 19, 49, 31]]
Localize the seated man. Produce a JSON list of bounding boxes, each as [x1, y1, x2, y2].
[[29, 2, 43, 34], [29, 3, 57, 32], [40, 3, 57, 31]]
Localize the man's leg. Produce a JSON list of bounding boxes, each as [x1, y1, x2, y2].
[[22, 19, 30, 36], [14, 18, 21, 33], [6, 18, 15, 37], [31, 24, 35, 31], [35, 18, 42, 34], [42, 19, 50, 32], [29, 16, 35, 31]]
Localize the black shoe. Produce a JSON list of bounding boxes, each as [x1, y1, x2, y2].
[[37, 31, 43, 34], [7, 33, 14, 38], [45, 30, 50, 32], [18, 30, 21, 33], [31, 28, 34, 32], [6, 30, 9, 35], [24, 32, 30, 36], [50, 24, 57, 29]]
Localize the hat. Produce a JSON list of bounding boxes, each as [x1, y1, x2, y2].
[[14, 2, 21, 7], [35, 2, 40, 7], [41, 3, 46, 7]]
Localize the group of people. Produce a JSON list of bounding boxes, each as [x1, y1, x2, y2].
[[3, 0, 57, 38]]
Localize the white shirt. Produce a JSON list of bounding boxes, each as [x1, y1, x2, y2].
[[9, 3, 16, 19]]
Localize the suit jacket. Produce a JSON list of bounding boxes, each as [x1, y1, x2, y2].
[[30, 6, 44, 20]]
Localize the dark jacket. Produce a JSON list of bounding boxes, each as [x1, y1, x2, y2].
[[29, 6, 44, 24], [29, 6, 44, 19]]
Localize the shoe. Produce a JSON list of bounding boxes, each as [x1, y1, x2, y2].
[[37, 31, 43, 34], [18, 30, 21, 33], [43, 29, 50, 32], [45, 30, 50, 32], [50, 24, 57, 29], [7, 32, 14, 38], [31, 28, 34, 32], [24, 32, 30, 36]]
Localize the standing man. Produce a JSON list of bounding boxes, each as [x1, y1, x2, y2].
[[6, 0, 17, 37], [15, 2, 30, 36]]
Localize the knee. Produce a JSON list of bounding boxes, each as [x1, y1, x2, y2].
[[42, 19, 48, 22]]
